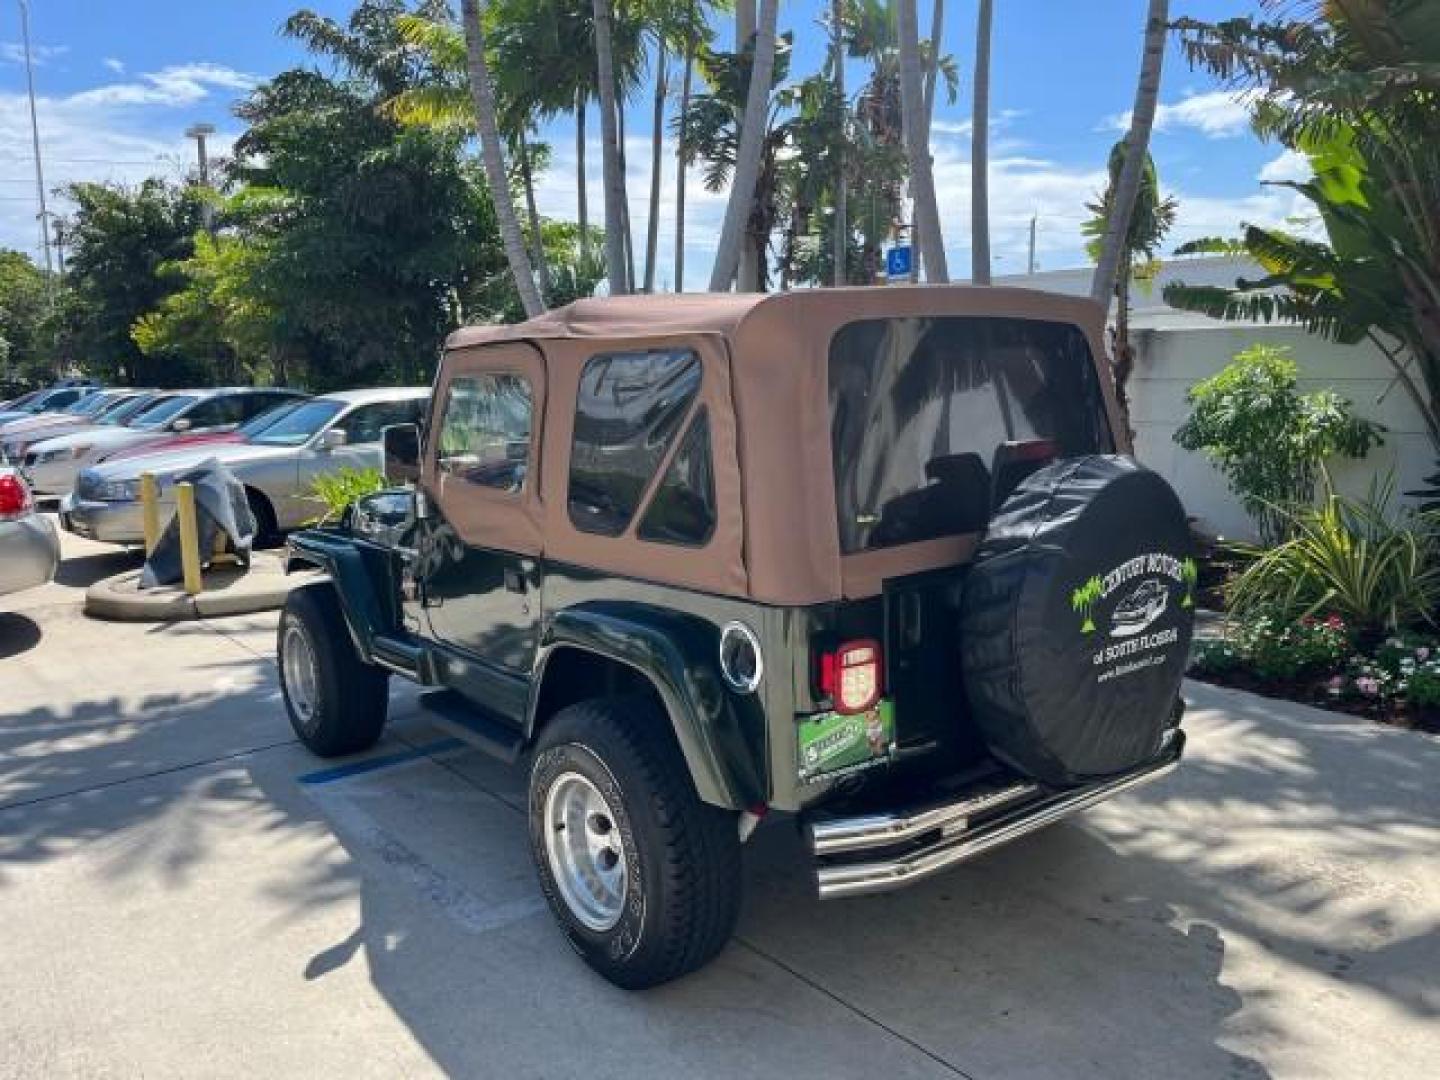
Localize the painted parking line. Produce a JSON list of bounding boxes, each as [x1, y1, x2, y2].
[[297, 737, 463, 785]]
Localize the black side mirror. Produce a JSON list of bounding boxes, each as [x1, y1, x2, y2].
[[382, 423, 421, 486]]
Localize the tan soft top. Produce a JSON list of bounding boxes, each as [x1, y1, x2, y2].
[[443, 286, 1120, 606]]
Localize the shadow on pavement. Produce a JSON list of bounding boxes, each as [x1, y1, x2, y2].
[[0, 613, 41, 660], [54, 548, 142, 589]]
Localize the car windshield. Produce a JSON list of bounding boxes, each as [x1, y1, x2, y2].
[[101, 394, 159, 426], [829, 317, 1115, 554], [66, 396, 110, 416], [129, 395, 198, 429], [247, 400, 344, 446], [237, 399, 308, 437]]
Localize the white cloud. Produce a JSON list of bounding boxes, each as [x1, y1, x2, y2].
[[1106, 89, 1255, 140], [0, 63, 248, 258], [103, 58, 126, 75], [1258, 147, 1310, 184], [0, 42, 68, 67]]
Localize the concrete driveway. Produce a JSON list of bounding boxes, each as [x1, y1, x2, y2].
[[1, 523, 1436, 1079]]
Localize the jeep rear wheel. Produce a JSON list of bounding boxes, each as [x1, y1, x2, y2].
[[278, 584, 389, 757], [528, 697, 741, 990]]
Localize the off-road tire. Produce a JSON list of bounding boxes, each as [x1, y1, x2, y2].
[[528, 696, 741, 990], [278, 583, 388, 757]]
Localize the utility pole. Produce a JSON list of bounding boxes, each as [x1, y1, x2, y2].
[[1027, 214, 1037, 276], [18, 0, 53, 279], [185, 122, 217, 233], [49, 214, 66, 277]]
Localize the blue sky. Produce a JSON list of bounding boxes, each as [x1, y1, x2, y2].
[[0, 1, 1304, 289]]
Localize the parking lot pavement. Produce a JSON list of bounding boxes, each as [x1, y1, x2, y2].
[[2, 525, 1437, 1078]]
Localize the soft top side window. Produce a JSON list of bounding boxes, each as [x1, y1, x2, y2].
[[568, 348, 701, 536], [436, 374, 532, 493]]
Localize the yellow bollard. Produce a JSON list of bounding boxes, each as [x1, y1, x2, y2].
[[140, 472, 161, 556], [175, 482, 204, 596]]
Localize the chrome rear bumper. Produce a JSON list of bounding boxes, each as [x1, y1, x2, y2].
[[807, 733, 1183, 899]]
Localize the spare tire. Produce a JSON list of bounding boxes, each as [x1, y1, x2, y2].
[[960, 455, 1194, 787]]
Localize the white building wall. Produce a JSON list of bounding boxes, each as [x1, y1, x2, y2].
[[1127, 325, 1435, 542]]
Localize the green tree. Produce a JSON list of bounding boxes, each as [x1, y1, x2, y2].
[[1175, 344, 1384, 545], [0, 250, 51, 384], [1166, 1, 1440, 447], [60, 179, 204, 385], [231, 0, 513, 387], [1071, 575, 1103, 633], [1083, 141, 1177, 431]]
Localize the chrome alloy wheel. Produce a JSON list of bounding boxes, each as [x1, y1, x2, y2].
[[543, 770, 629, 931], [282, 621, 320, 732]]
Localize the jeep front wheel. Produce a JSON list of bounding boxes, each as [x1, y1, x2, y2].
[[528, 697, 741, 990], [278, 584, 389, 757]]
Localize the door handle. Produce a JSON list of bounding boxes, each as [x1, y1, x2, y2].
[[504, 567, 525, 593]]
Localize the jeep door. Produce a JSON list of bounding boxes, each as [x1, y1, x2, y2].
[[418, 343, 545, 680]]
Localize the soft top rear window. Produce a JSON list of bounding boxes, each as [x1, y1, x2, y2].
[[829, 316, 1113, 554]]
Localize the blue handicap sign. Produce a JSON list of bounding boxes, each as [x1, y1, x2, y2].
[[886, 245, 913, 279]]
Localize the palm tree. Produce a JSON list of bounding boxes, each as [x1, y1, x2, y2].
[[897, 0, 947, 282], [1090, 0, 1168, 305], [460, 0, 544, 316], [709, 0, 779, 291], [1071, 575, 1103, 634], [644, 40, 668, 292], [970, 0, 992, 284], [675, 43, 695, 290], [923, 0, 944, 140], [1083, 141, 1177, 432], [831, 0, 848, 286], [593, 0, 632, 294]]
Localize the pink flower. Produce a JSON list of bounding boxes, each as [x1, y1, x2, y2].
[[1328, 675, 1345, 690], [1418, 647, 1431, 661], [1356, 677, 1380, 697]]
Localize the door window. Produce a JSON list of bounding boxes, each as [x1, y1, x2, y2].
[[435, 375, 532, 492], [568, 349, 702, 536], [182, 395, 249, 429], [338, 399, 425, 445]]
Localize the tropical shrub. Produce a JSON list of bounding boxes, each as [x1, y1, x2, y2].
[[1174, 344, 1383, 544], [1192, 609, 1352, 683], [1226, 476, 1440, 636], [306, 467, 387, 525]]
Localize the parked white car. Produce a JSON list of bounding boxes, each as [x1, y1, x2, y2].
[[0, 468, 58, 597], [60, 388, 428, 545], [24, 388, 306, 499]]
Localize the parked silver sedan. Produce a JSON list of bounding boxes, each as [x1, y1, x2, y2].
[[0, 468, 59, 597], [60, 388, 428, 546]]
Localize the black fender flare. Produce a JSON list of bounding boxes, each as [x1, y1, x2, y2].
[[531, 603, 765, 811], [284, 531, 391, 664]]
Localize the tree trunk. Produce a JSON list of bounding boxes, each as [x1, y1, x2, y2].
[[461, 0, 544, 317], [832, 0, 847, 287], [576, 90, 589, 264], [1113, 265, 1135, 438], [644, 41, 668, 293], [675, 46, 693, 292], [898, 0, 948, 282], [970, 0, 992, 284], [736, 0, 756, 49], [923, 0, 944, 142], [618, 103, 636, 290], [709, 0, 779, 292], [591, 0, 631, 294], [1090, 0, 1168, 305], [518, 129, 552, 299]]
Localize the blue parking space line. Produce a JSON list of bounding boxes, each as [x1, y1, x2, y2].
[[298, 737, 464, 785]]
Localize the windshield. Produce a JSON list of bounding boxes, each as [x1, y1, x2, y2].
[[238, 399, 308, 437], [66, 395, 111, 416], [130, 395, 198, 429], [248, 400, 343, 446], [102, 394, 160, 425], [829, 317, 1114, 554]]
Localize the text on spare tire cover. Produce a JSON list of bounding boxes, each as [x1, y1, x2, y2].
[[1071, 552, 1197, 678]]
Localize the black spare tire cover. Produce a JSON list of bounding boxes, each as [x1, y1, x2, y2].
[[960, 455, 1194, 787]]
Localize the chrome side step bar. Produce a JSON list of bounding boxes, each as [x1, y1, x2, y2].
[[809, 743, 1182, 900]]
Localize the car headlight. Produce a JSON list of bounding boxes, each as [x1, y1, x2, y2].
[[92, 479, 143, 502]]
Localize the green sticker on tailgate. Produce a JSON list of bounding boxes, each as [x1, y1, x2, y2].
[[797, 700, 895, 782]]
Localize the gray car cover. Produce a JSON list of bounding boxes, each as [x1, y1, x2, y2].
[[960, 455, 1195, 787], [140, 458, 258, 589]]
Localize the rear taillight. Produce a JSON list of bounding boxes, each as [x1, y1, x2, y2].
[[0, 473, 34, 521], [819, 639, 883, 714]]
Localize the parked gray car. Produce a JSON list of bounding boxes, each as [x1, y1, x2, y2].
[[0, 468, 59, 597], [61, 388, 428, 545]]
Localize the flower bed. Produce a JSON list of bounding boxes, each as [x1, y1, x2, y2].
[[1191, 612, 1440, 733]]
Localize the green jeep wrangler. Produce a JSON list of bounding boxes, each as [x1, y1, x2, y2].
[[277, 286, 1195, 990]]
